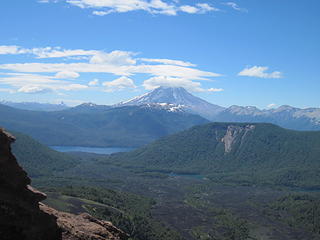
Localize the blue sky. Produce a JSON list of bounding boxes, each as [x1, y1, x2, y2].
[[0, 0, 319, 109]]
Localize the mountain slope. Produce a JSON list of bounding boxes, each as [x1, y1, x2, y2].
[[109, 122, 320, 188], [118, 86, 225, 119], [0, 104, 209, 147], [11, 131, 79, 177]]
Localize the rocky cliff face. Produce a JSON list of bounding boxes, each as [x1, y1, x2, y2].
[[0, 128, 128, 240], [0, 128, 60, 240], [221, 125, 255, 153]]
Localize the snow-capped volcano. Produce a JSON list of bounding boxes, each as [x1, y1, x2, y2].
[[117, 86, 225, 119]]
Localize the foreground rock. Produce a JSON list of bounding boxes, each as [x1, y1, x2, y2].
[[0, 128, 60, 240], [0, 128, 128, 240], [41, 204, 128, 240]]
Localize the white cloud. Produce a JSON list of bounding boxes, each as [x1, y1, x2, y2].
[[0, 88, 13, 93], [207, 88, 224, 92], [224, 2, 248, 12], [140, 58, 196, 67], [17, 85, 52, 94], [0, 62, 132, 76], [62, 84, 88, 91], [238, 66, 282, 79], [0, 45, 99, 58], [0, 60, 220, 80], [180, 5, 199, 14], [133, 64, 220, 80], [92, 11, 109, 16], [0, 73, 88, 94], [103, 76, 137, 92], [0, 73, 61, 86], [142, 76, 221, 92], [196, 3, 219, 13], [62, 0, 218, 16], [31, 47, 99, 58], [0, 45, 223, 94], [143, 76, 201, 92], [55, 71, 80, 79], [0, 45, 35, 55], [0, 45, 20, 54], [90, 51, 136, 65], [88, 79, 99, 86]]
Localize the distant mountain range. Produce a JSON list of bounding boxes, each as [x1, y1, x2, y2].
[[117, 87, 320, 131], [215, 105, 320, 131], [0, 103, 208, 147], [0, 101, 69, 111], [109, 122, 320, 188], [1, 86, 320, 148]]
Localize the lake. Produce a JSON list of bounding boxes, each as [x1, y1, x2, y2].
[[50, 146, 135, 154]]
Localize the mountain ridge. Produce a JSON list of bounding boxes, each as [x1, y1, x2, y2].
[[3, 87, 320, 132], [0, 103, 209, 147], [117, 87, 320, 130], [108, 122, 320, 188], [0, 101, 69, 112]]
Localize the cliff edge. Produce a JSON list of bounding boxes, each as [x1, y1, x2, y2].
[[0, 128, 127, 240]]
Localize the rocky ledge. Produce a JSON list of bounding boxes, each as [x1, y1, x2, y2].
[[0, 128, 128, 240]]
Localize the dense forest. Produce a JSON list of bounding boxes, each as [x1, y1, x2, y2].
[[106, 122, 320, 188]]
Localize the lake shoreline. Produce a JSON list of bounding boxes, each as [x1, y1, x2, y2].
[[50, 146, 136, 155]]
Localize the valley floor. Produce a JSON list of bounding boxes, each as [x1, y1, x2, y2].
[[32, 155, 320, 240]]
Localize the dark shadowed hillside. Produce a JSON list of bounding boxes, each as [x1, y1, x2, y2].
[[108, 122, 320, 188], [11, 131, 79, 177]]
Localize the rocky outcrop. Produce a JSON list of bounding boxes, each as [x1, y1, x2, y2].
[[0, 128, 61, 240], [0, 128, 128, 240], [221, 125, 255, 153], [41, 204, 128, 240]]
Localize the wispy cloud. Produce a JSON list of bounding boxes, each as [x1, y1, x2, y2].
[[0, 45, 99, 59], [17, 85, 53, 94], [55, 71, 80, 79], [238, 66, 282, 79], [208, 88, 224, 92], [103, 76, 137, 92], [143, 76, 223, 93], [92, 11, 109, 16], [42, 0, 219, 16], [224, 2, 248, 12], [139, 58, 196, 67], [88, 79, 99, 86], [0, 45, 223, 93], [0, 72, 88, 94]]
